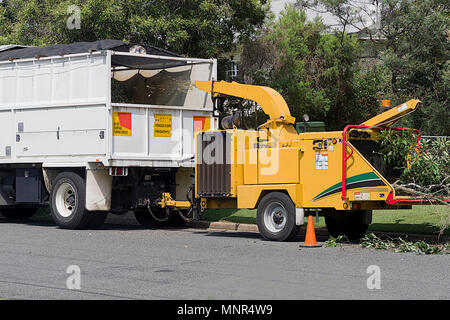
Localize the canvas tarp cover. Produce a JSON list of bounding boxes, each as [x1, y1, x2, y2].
[[0, 40, 190, 70]]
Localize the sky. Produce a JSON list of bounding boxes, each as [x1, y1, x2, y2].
[[272, 0, 339, 27], [270, 0, 379, 33]]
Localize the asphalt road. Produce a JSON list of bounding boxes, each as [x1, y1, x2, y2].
[[0, 214, 449, 300]]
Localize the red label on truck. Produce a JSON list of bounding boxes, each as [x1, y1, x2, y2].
[[113, 112, 132, 136]]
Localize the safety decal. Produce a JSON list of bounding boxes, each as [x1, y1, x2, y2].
[[113, 112, 132, 136], [397, 104, 408, 112], [315, 152, 328, 170], [154, 114, 172, 137], [193, 116, 211, 135], [354, 192, 371, 200]]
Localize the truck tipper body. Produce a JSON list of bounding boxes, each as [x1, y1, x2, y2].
[[0, 40, 216, 228]]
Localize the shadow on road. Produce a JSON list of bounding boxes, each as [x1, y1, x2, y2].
[[201, 230, 262, 240], [0, 217, 56, 228], [1, 214, 446, 244]]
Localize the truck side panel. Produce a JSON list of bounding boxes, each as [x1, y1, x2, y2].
[[111, 106, 214, 163], [15, 104, 107, 159], [0, 52, 217, 167], [0, 53, 109, 108], [0, 53, 110, 165]]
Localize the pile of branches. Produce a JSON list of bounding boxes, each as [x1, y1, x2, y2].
[[392, 180, 449, 206], [378, 130, 449, 235], [378, 130, 450, 203]]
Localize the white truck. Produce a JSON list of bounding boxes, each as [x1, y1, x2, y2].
[[0, 40, 217, 229]]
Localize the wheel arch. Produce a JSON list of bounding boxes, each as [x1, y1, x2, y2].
[[255, 189, 292, 209], [44, 168, 111, 212], [237, 185, 298, 209], [43, 167, 85, 193]]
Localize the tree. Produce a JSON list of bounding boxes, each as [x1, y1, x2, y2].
[[239, 5, 383, 129], [297, 0, 450, 135], [0, 0, 269, 58], [379, 0, 449, 135]]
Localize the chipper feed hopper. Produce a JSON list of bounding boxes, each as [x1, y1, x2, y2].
[[193, 80, 428, 241]]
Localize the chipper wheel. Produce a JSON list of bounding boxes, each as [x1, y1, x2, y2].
[[325, 210, 370, 240], [256, 192, 300, 241]]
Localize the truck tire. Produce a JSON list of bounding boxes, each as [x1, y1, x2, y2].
[[1, 208, 38, 220], [134, 207, 168, 228], [50, 172, 92, 229], [325, 210, 369, 240], [257, 192, 300, 241]]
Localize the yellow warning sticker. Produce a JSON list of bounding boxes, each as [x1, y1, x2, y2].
[[154, 114, 172, 137], [113, 112, 132, 136]]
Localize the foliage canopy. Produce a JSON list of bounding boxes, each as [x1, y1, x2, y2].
[[239, 5, 384, 130], [0, 0, 268, 58]]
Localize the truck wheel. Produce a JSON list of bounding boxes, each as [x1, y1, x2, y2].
[[1, 208, 38, 220], [344, 211, 369, 240], [50, 172, 92, 229], [257, 192, 299, 241], [134, 207, 168, 228]]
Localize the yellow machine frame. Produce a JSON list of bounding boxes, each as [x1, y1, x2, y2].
[[194, 80, 422, 213]]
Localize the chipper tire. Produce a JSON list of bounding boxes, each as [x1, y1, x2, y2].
[[325, 215, 346, 238], [325, 210, 369, 240], [257, 192, 300, 241], [1, 208, 38, 220], [50, 172, 97, 229], [344, 211, 370, 240]]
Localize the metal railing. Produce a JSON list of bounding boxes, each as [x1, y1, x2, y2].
[[421, 136, 449, 139]]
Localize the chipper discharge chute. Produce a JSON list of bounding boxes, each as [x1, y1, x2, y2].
[[193, 80, 440, 241]]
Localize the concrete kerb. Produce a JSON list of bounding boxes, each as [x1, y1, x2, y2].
[[187, 220, 259, 233]]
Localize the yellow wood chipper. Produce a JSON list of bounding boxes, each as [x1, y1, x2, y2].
[[164, 80, 440, 241]]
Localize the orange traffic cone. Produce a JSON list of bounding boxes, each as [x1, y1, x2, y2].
[[299, 215, 322, 248]]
